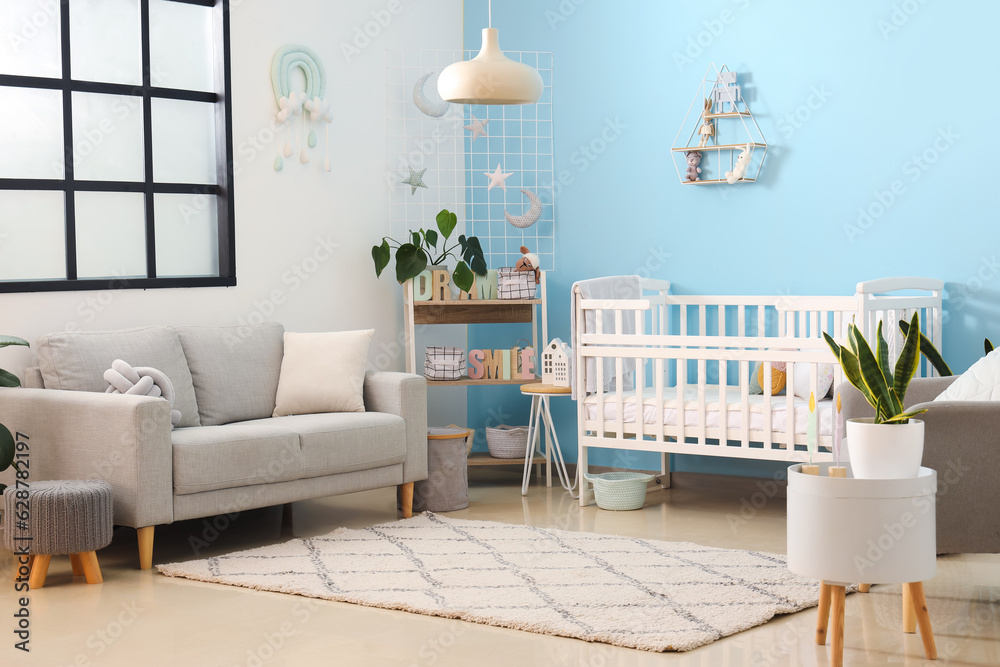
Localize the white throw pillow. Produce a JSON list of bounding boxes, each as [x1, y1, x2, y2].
[[934, 349, 1000, 402], [273, 330, 374, 416], [791, 362, 835, 401]]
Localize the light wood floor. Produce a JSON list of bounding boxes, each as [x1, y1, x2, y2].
[[1, 468, 997, 666]]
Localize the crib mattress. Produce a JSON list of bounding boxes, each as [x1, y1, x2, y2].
[[583, 387, 834, 435]]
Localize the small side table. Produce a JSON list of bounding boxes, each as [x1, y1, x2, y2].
[[787, 463, 938, 666], [520, 383, 575, 496]]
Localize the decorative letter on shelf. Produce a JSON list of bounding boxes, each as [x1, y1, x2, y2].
[[468, 350, 485, 379]]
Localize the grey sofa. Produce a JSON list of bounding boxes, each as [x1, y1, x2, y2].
[[839, 376, 1000, 554], [0, 323, 427, 569]]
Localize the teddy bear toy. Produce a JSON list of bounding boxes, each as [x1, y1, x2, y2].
[[685, 151, 702, 182], [515, 246, 541, 284]]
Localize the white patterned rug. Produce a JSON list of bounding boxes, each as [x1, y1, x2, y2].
[[158, 513, 828, 652]]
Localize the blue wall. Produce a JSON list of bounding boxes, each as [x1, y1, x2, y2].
[[465, 0, 1000, 477]]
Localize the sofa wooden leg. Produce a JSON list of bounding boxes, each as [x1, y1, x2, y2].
[[858, 583, 871, 593], [400, 482, 414, 519], [29, 554, 51, 590], [79, 551, 103, 584], [137, 526, 155, 570]]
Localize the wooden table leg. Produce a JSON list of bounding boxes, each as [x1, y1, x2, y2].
[[858, 583, 871, 593], [70, 553, 85, 576], [907, 582, 937, 660], [78, 551, 103, 584], [830, 584, 846, 667], [816, 581, 833, 645], [28, 554, 51, 590], [903, 582, 916, 633]]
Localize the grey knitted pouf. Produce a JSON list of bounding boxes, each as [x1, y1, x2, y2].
[[3, 480, 113, 555]]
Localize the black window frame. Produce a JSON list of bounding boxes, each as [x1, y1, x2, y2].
[[0, 0, 236, 293]]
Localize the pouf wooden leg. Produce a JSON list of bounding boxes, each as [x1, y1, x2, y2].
[[28, 555, 51, 590], [137, 526, 155, 570], [858, 583, 871, 593], [830, 585, 846, 667], [27, 555, 35, 571], [907, 582, 937, 660], [70, 553, 85, 576], [816, 581, 832, 645], [903, 583, 916, 633], [78, 551, 103, 584], [399, 483, 414, 519]]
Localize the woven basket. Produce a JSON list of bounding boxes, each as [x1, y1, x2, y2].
[[485, 425, 529, 459], [584, 472, 655, 511]]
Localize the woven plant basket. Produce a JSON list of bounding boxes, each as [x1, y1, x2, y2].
[[485, 425, 529, 459], [583, 472, 655, 511]]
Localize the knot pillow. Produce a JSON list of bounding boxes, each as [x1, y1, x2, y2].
[[104, 359, 182, 428]]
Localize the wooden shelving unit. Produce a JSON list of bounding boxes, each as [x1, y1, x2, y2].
[[404, 272, 548, 469]]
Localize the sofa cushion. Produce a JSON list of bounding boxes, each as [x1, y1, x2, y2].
[[241, 412, 407, 479], [273, 330, 374, 416], [36, 326, 201, 427], [175, 323, 284, 426], [172, 422, 304, 495]]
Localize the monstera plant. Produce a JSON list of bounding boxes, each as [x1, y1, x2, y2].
[[371, 208, 488, 293], [0, 335, 29, 495]]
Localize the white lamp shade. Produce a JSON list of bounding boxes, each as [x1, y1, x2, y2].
[[437, 28, 542, 105]]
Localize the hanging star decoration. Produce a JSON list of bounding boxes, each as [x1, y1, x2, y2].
[[464, 115, 489, 142], [483, 163, 512, 191], [401, 166, 428, 194]]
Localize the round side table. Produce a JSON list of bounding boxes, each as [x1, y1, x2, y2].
[[520, 383, 575, 496], [787, 463, 938, 666]]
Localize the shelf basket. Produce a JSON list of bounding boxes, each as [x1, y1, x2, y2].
[[485, 425, 529, 459]]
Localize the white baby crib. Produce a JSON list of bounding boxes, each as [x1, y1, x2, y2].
[[572, 277, 944, 507]]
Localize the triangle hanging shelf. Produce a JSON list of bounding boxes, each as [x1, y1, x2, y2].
[[671, 63, 767, 185]]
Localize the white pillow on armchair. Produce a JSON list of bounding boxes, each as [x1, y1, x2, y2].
[[934, 349, 1000, 402]]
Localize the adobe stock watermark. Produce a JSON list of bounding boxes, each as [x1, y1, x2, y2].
[[877, 0, 930, 40], [57, 600, 144, 667], [6, 0, 58, 53], [777, 85, 833, 139], [842, 126, 958, 244], [544, 0, 588, 31], [340, 0, 417, 63], [950, 254, 1000, 313], [671, 0, 753, 71], [546, 116, 626, 205]]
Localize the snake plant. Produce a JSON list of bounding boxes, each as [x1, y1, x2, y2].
[[823, 313, 927, 424], [0, 335, 29, 495]]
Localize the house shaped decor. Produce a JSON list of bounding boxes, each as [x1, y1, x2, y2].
[[671, 63, 767, 185], [541, 338, 572, 387]]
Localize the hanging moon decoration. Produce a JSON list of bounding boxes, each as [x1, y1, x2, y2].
[[504, 189, 542, 229], [413, 73, 450, 118]]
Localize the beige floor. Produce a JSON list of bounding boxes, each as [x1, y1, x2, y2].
[[1, 468, 998, 667]]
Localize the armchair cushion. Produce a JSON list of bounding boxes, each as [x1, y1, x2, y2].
[[176, 323, 284, 426], [934, 349, 1000, 402], [36, 326, 201, 427]]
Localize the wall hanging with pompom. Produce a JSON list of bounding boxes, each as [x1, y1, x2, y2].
[[271, 44, 332, 172]]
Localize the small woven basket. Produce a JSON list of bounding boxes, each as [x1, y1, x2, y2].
[[485, 425, 529, 459], [584, 472, 655, 511]]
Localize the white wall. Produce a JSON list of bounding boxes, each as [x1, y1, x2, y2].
[[2, 0, 465, 423]]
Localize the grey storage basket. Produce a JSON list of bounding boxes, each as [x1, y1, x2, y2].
[[485, 425, 529, 459]]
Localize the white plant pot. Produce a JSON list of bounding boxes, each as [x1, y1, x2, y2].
[[845, 418, 924, 479]]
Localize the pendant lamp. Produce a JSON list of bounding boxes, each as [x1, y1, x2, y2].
[[437, 0, 542, 105]]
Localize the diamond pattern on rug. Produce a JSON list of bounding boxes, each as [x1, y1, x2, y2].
[[157, 512, 834, 652]]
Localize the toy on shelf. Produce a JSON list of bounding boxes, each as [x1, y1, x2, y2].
[[696, 98, 714, 148], [671, 63, 767, 185], [541, 338, 573, 387], [515, 246, 541, 284], [724, 144, 752, 184], [684, 151, 702, 182]]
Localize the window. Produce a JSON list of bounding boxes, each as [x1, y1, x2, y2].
[[0, 0, 235, 292]]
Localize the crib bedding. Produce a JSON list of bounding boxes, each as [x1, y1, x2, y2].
[[583, 386, 834, 435]]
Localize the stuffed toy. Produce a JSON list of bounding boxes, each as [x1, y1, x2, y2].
[[696, 98, 715, 148], [685, 151, 702, 182], [725, 144, 752, 184], [515, 246, 541, 284]]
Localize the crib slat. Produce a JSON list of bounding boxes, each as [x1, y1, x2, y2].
[[741, 360, 750, 448], [763, 361, 773, 451], [635, 310, 645, 438], [811, 311, 820, 339], [784, 361, 795, 450], [758, 305, 766, 338], [697, 358, 707, 446], [615, 355, 624, 440], [655, 358, 665, 443]]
